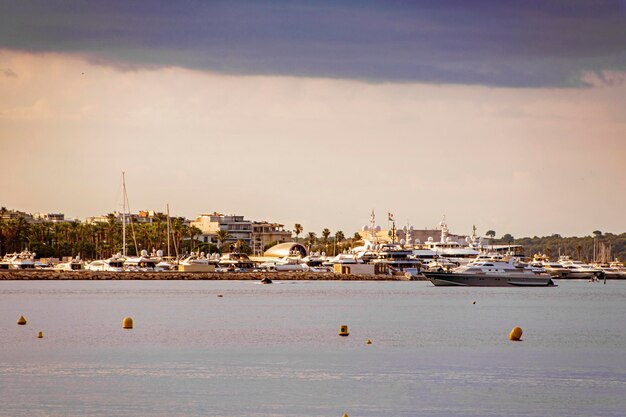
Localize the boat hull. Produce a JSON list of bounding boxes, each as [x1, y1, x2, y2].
[[423, 272, 556, 287]]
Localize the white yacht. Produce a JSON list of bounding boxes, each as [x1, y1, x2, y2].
[[260, 256, 310, 272], [178, 252, 215, 272], [54, 256, 86, 271], [424, 257, 555, 287], [7, 251, 37, 269], [86, 253, 126, 272], [217, 252, 255, 271], [124, 250, 162, 271], [529, 254, 569, 278], [421, 220, 481, 266], [557, 256, 602, 279]]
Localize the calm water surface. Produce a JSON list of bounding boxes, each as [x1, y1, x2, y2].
[[1, 280, 625, 416]]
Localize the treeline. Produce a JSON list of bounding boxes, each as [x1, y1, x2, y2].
[[0, 213, 204, 259], [494, 232, 626, 262]]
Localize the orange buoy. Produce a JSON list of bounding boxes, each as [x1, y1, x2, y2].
[[37, 331, 43, 338], [339, 325, 349, 336], [509, 326, 523, 341], [17, 315, 27, 325], [122, 316, 134, 329]]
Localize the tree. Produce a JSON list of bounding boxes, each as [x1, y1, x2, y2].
[[486, 230, 496, 239], [502, 233, 514, 243], [293, 224, 303, 242], [307, 232, 317, 252], [216, 229, 231, 251]]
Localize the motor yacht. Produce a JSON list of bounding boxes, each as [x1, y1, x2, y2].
[[557, 256, 602, 279], [54, 256, 86, 271], [8, 251, 37, 269], [217, 252, 255, 271], [423, 257, 555, 287], [86, 253, 126, 272], [178, 252, 215, 272], [529, 254, 570, 278], [124, 250, 162, 271]]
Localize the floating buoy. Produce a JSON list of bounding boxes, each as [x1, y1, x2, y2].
[[343, 414, 349, 417], [509, 326, 523, 341], [217, 294, 223, 297], [472, 300, 476, 304], [17, 315, 27, 325], [122, 316, 133, 329], [37, 331, 43, 339], [365, 339, 372, 345], [339, 325, 349, 336]]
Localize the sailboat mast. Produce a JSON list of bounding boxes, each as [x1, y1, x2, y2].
[[122, 172, 126, 257], [166, 203, 171, 258]]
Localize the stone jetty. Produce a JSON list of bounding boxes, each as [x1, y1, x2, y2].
[[0, 270, 412, 281]]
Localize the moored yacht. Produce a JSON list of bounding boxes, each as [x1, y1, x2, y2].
[[54, 256, 86, 271], [86, 253, 126, 272], [424, 258, 555, 287], [178, 252, 216, 272], [7, 251, 37, 269], [557, 256, 602, 279], [217, 252, 255, 271]]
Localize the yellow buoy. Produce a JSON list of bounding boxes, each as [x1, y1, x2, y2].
[[122, 316, 134, 329], [509, 326, 523, 341], [17, 315, 27, 325], [343, 414, 349, 417], [366, 339, 372, 345], [37, 331, 43, 339], [338, 325, 349, 336]]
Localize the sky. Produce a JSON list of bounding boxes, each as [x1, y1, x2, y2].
[[0, 1, 625, 238]]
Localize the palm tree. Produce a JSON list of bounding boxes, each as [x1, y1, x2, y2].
[[334, 230, 345, 255], [307, 232, 317, 252], [293, 223, 303, 242], [216, 229, 231, 251], [320, 228, 330, 254]]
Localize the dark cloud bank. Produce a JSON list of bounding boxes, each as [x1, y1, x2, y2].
[[1, 0, 625, 87]]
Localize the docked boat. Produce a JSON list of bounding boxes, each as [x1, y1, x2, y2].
[[557, 256, 602, 279], [178, 252, 216, 272], [217, 252, 255, 271], [6, 251, 37, 269], [124, 250, 162, 271], [54, 256, 86, 271], [424, 258, 556, 287], [529, 254, 570, 278], [86, 253, 126, 272]]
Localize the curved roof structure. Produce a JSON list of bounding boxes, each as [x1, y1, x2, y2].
[[263, 242, 307, 258]]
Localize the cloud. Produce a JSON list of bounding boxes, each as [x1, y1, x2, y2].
[[0, 1, 625, 87], [580, 70, 626, 87]]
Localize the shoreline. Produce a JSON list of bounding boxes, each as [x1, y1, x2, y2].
[[0, 270, 416, 281]]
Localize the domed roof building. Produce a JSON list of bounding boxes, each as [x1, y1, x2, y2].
[[263, 242, 308, 258]]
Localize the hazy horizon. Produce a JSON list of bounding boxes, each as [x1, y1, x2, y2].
[[1, 2, 625, 239]]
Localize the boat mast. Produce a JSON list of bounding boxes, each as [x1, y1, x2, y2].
[[122, 172, 126, 257], [166, 203, 171, 258]]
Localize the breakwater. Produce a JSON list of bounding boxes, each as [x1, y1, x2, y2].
[[0, 270, 412, 281]]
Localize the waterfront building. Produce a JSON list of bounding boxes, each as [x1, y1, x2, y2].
[[86, 210, 158, 225], [252, 222, 292, 255], [33, 213, 66, 223], [191, 213, 253, 247]]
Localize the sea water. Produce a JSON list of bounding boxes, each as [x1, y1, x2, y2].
[[1, 280, 625, 416]]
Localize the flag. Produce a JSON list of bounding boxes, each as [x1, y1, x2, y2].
[[388, 212, 394, 221]]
